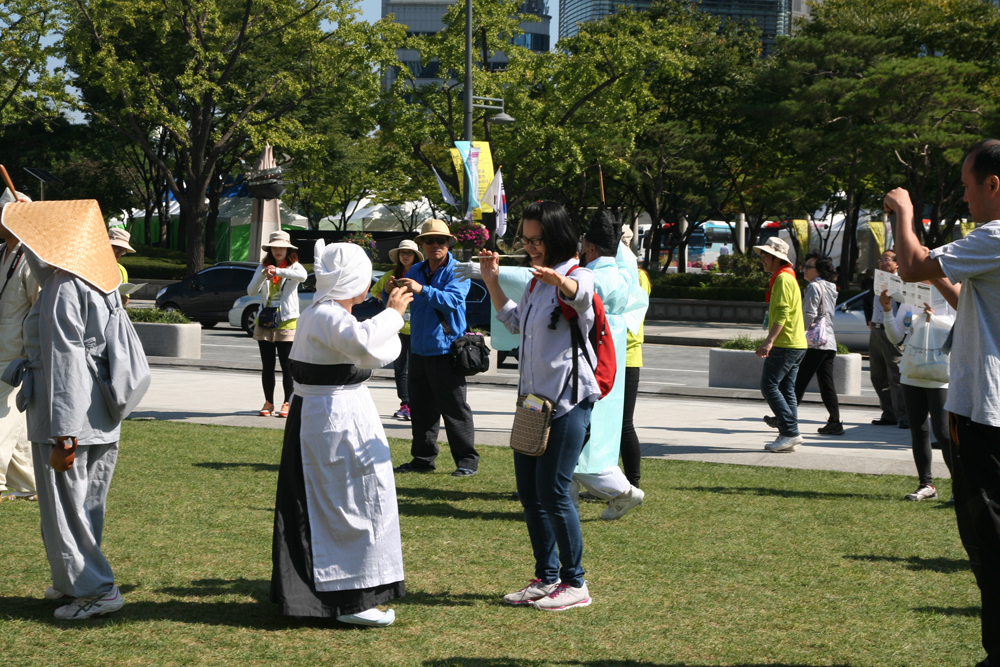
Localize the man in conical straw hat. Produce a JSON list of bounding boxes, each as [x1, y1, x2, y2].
[[0, 199, 127, 619], [0, 188, 39, 505]]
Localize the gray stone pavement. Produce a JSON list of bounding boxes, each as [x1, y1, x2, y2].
[[133, 367, 947, 480]]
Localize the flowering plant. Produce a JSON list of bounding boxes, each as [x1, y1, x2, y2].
[[344, 232, 378, 260], [449, 222, 489, 249]]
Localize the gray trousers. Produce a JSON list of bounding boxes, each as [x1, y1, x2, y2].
[[869, 327, 907, 422], [32, 441, 118, 598]]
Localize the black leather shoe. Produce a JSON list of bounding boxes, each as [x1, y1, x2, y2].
[[393, 461, 434, 474], [818, 422, 845, 435], [451, 467, 478, 477], [871, 418, 898, 426], [898, 420, 910, 429]]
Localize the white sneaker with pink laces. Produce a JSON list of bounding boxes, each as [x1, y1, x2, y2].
[[531, 581, 591, 611], [503, 578, 560, 605]]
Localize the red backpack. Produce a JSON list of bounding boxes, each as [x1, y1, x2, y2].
[[531, 265, 616, 401]]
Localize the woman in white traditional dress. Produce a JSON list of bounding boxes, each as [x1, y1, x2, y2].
[[271, 240, 412, 627]]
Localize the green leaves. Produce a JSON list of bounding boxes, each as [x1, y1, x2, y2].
[[0, 0, 69, 127]]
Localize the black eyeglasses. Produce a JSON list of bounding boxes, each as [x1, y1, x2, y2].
[[519, 236, 544, 247], [804, 263, 816, 269], [423, 237, 450, 246]]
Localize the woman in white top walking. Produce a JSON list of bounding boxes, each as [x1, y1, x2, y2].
[[882, 285, 957, 501], [247, 231, 307, 418], [795, 254, 842, 435]]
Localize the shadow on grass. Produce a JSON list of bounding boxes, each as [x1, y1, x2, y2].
[[157, 578, 269, 602], [678, 486, 890, 500], [396, 487, 521, 503], [843, 554, 969, 573], [396, 590, 497, 607], [193, 462, 280, 472], [424, 660, 859, 667], [397, 500, 522, 521], [913, 605, 980, 617]]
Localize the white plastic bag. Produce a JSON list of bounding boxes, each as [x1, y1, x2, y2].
[[900, 313, 951, 384]]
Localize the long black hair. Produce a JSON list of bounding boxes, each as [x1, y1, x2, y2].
[[520, 201, 579, 267]]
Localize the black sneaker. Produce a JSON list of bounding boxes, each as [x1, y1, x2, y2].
[[393, 461, 434, 474], [818, 422, 845, 435], [763, 415, 778, 429], [451, 467, 478, 477], [871, 418, 898, 426]]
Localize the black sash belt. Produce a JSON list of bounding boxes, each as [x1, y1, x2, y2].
[[290, 361, 372, 386]]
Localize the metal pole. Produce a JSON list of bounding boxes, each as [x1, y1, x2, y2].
[[463, 0, 474, 218]]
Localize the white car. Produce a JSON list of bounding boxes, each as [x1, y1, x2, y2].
[[228, 272, 384, 336], [833, 293, 870, 351]]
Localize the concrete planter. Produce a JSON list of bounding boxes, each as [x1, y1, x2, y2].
[[708, 348, 862, 396], [647, 298, 768, 324], [133, 322, 201, 359]]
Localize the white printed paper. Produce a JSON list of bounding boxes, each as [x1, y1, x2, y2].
[[118, 282, 146, 297]]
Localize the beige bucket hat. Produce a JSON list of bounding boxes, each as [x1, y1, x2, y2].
[[1, 200, 121, 293], [108, 227, 136, 253], [262, 230, 297, 251], [413, 219, 457, 247], [753, 237, 791, 263], [389, 239, 424, 264]]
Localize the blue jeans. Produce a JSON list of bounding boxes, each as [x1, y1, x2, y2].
[[761, 347, 805, 437], [513, 401, 593, 588]]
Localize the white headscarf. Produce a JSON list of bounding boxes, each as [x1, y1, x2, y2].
[[311, 239, 372, 307]]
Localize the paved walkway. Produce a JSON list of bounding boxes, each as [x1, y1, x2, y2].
[[134, 367, 946, 480]]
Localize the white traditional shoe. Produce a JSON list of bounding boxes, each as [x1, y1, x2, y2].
[[54, 586, 123, 620], [601, 486, 644, 521], [336, 608, 395, 627]]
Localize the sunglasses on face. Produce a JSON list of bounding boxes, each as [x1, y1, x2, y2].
[[423, 237, 450, 246]]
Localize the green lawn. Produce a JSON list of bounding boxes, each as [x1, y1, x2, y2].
[[0, 420, 981, 667]]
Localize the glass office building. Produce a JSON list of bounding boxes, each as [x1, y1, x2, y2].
[[559, 0, 816, 54], [384, 0, 551, 89]]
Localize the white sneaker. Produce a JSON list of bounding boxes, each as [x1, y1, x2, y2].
[[44, 586, 68, 601], [336, 608, 395, 627], [503, 578, 561, 605], [764, 434, 803, 452], [531, 581, 592, 611], [568, 480, 580, 509], [905, 485, 938, 501], [601, 486, 644, 521], [54, 585, 123, 620]]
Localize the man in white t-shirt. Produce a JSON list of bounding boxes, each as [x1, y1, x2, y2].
[[884, 138, 1000, 667]]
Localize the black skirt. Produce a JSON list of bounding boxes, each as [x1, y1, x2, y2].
[[271, 395, 405, 617]]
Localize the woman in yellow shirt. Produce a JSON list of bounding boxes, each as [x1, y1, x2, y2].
[[370, 239, 422, 420]]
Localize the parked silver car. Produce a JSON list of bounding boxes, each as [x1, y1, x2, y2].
[[833, 293, 870, 351]]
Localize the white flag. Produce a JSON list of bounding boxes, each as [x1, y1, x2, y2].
[[482, 168, 507, 237], [431, 165, 458, 208]]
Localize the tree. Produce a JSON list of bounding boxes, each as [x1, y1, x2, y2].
[[1, 0, 68, 127], [62, 0, 402, 275]]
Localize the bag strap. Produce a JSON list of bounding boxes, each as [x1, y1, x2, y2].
[[0, 245, 25, 303]]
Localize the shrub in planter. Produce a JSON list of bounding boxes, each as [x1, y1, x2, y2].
[[126, 307, 191, 324], [720, 333, 851, 355]]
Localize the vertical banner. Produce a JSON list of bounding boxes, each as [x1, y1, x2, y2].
[[791, 218, 809, 263], [869, 220, 886, 255], [482, 168, 506, 236], [431, 165, 459, 208], [453, 141, 481, 216]]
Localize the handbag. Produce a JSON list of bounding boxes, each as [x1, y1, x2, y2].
[[805, 284, 829, 349], [900, 312, 951, 383], [258, 306, 281, 329], [509, 393, 555, 456], [433, 309, 491, 376]]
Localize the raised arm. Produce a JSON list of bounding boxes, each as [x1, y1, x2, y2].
[[883, 188, 947, 282]]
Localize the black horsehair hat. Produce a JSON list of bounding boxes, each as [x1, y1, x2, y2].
[[585, 206, 622, 251]]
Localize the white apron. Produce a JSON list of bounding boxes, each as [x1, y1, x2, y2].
[[295, 381, 404, 593]]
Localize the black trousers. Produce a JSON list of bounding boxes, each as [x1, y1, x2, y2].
[[794, 349, 841, 424], [394, 334, 410, 405], [258, 340, 293, 405], [900, 384, 951, 486], [869, 326, 907, 422], [950, 414, 1000, 661], [408, 353, 479, 470], [620, 366, 641, 487]]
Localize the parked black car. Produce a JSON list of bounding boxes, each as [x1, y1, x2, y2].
[[155, 262, 259, 328]]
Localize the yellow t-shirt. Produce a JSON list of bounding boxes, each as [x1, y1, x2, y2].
[[257, 278, 297, 330], [118, 263, 128, 284], [769, 271, 806, 349], [625, 270, 651, 368]]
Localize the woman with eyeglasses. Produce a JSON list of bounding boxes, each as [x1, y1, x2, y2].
[[479, 200, 599, 612]]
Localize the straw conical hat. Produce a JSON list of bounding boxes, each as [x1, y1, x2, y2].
[[1, 200, 122, 293]]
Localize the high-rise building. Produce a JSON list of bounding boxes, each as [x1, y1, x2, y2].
[[558, 0, 817, 54], [559, 0, 651, 39], [383, 0, 551, 89], [698, 0, 815, 55]]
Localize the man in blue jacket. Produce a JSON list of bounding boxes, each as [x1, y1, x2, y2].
[[394, 219, 479, 476]]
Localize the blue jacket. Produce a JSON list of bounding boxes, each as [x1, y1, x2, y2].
[[406, 254, 470, 356]]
